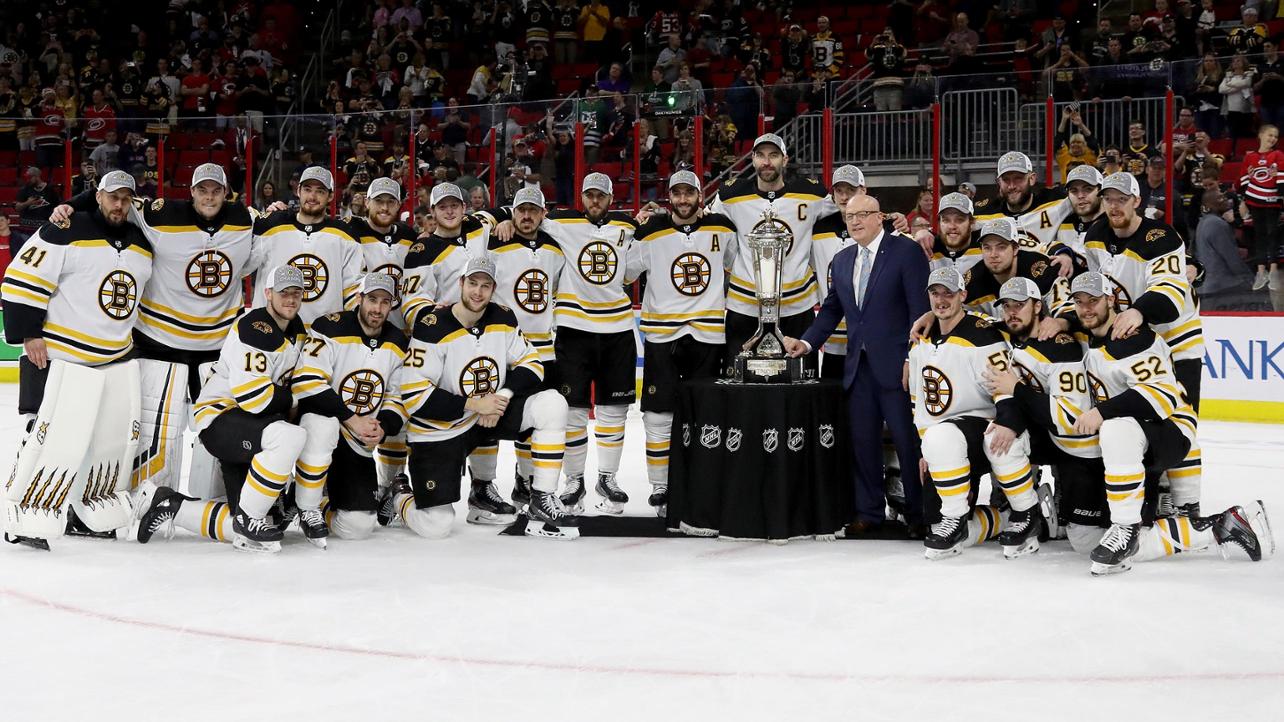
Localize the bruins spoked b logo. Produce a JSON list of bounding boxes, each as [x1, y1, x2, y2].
[[579, 242, 618, 284], [514, 270, 551, 313], [1014, 362, 1043, 393], [460, 356, 501, 397], [920, 365, 954, 416], [186, 250, 233, 297], [288, 253, 329, 301], [671, 253, 711, 296], [1088, 372, 1108, 405], [98, 270, 138, 319], [339, 370, 385, 414]]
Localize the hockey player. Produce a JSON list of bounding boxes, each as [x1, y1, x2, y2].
[[625, 170, 737, 515], [963, 218, 1070, 322], [1, 170, 153, 548], [908, 267, 1043, 559], [810, 165, 865, 380], [540, 173, 639, 515], [399, 183, 494, 327], [710, 133, 837, 372], [974, 151, 1072, 255], [922, 192, 983, 274], [151, 266, 310, 553], [252, 167, 364, 324], [349, 177, 418, 325], [1046, 164, 1105, 273], [396, 255, 577, 539]]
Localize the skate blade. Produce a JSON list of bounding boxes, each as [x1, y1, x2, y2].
[[1090, 559, 1132, 576], [306, 536, 328, 550], [1253, 500, 1276, 559], [594, 499, 624, 516], [924, 545, 963, 561], [1003, 539, 1040, 559], [4, 534, 51, 551], [654, 505, 667, 518], [466, 509, 518, 526], [233, 536, 282, 554], [524, 519, 580, 540]]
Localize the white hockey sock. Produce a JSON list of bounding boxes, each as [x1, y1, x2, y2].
[[522, 390, 568, 493], [1166, 442, 1202, 507], [515, 441, 534, 481], [643, 411, 672, 489], [238, 421, 307, 519], [174, 499, 233, 543], [966, 506, 1004, 546], [1134, 516, 1214, 561], [922, 423, 972, 519], [469, 444, 498, 481], [594, 405, 628, 476], [562, 407, 590, 479], [295, 415, 340, 511], [1099, 418, 1146, 525]]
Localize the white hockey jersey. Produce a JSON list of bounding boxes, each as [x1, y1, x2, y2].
[[193, 307, 307, 431], [2, 210, 153, 366], [1082, 325, 1198, 444], [543, 209, 638, 335], [348, 216, 419, 326], [400, 216, 491, 327], [626, 213, 738, 345], [486, 231, 565, 362], [928, 232, 984, 275], [964, 250, 1071, 320], [1009, 332, 1100, 458], [810, 212, 855, 355], [291, 310, 409, 456], [251, 211, 364, 324], [909, 312, 1014, 434], [974, 185, 1073, 254]]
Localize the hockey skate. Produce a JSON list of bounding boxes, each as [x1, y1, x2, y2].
[[924, 515, 969, 560], [512, 470, 532, 510], [648, 484, 668, 518], [232, 510, 284, 554], [4, 533, 50, 551], [297, 509, 329, 549], [594, 472, 628, 515], [467, 479, 518, 525], [559, 475, 586, 514], [376, 474, 411, 528], [884, 469, 907, 524], [1090, 522, 1141, 575], [525, 489, 580, 540], [1213, 501, 1275, 562], [1037, 472, 1063, 541], [65, 508, 117, 540], [136, 487, 192, 544], [999, 506, 1042, 559]]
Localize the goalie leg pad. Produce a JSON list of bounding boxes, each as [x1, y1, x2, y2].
[[131, 359, 189, 490], [71, 361, 143, 533]]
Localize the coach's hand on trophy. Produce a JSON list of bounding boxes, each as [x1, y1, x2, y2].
[[782, 337, 808, 358], [467, 393, 509, 417], [23, 338, 48, 369], [49, 204, 74, 225]]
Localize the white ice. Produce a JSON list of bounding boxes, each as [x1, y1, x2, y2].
[[1, 384, 1281, 721]]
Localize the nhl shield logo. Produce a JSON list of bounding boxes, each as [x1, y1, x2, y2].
[[682, 423, 691, 447], [700, 424, 722, 449], [818, 424, 835, 449], [762, 428, 779, 453], [725, 427, 742, 452], [787, 427, 805, 452]]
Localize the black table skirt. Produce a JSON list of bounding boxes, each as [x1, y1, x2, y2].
[[666, 379, 855, 541]]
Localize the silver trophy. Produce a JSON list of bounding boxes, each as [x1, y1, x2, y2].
[[733, 210, 804, 383]]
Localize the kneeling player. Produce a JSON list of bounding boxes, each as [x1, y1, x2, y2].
[[137, 267, 309, 553], [397, 255, 577, 539], [910, 268, 1042, 559]]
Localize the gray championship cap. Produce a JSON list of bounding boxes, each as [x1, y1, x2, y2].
[[1101, 171, 1140, 197], [926, 266, 965, 292], [463, 253, 497, 281], [959, 181, 977, 195], [998, 277, 1042, 303], [978, 217, 1017, 244], [752, 132, 787, 155], [359, 272, 397, 297], [191, 162, 228, 188], [997, 151, 1034, 177], [269, 265, 305, 292], [430, 182, 464, 206], [582, 172, 613, 197], [513, 186, 546, 209], [668, 169, 701, 191], [938, 191, 974, 216], [1070, 271, 1113, 298], [1066, 164, 1104, 188], [97, 169, 136, 193], [367, 176, 401, 200], [299, 166, 334, 191], [831, 164, 866, 189]]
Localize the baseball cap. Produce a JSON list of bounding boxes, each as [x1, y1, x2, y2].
[[926, 267, 965, 292], [430, 182, 464, 206], [268, 265, 305, 292], [1070, 271, 1113, 298], [832, 164, 866, 189], [1101, 171, 1140, 197], [299, 166, 334, 191], [978, 217, 1017, 244], [191, 162, 228, 188], [513, 186, 546, 209], [668, 169, 701, 191], [997, 151, 1034, 177], [97, 170, 136, 193], [938, 191, 974, 216], [752, 133, 787, 156], [367, 176, 401, 200], [998, 277, 1042, 303], [359, 272, 397, 297], [1066, 164, 1103, 187], [1147, 155, 1166, 168], [582, 172, 613, 197], [463, 253, 497, 281], [959, 181, 977, 195]]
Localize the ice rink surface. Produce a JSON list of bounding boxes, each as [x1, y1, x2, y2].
[[1, 385, 1281, 721]]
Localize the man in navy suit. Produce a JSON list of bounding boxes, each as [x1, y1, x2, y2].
[[785, 193, 930, 537]]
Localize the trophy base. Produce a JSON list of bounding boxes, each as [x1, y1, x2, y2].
[[732, 354, 804, 384]]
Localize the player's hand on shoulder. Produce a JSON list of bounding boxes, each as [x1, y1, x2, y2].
[[909, 310, 933, 342], [1049, 253, 1074, 277], [888, 211, 909, 235], [49, 204, 74, 225], [1110, 308, 1143, 340], [265, 201, 289, 213], [1036, 316, 1069, 341], [494, 219, 516, 241]]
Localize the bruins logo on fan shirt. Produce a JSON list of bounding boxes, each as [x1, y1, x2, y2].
[[578, 242, 617, 284], [514, 269, 551, 313], [671, 253, 711, 296], [460, 356, 500, 397], [186, 250, 233, 297], [288, 253, 329, 301], [340, 369, 385, 414], [921, 365, 954, 416], [98, 270, 138, 319]]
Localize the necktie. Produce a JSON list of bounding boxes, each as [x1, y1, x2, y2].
[[856, 246, 872, 308]]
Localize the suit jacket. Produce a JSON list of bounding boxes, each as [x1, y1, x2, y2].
[[802, 231, 930, 390]]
